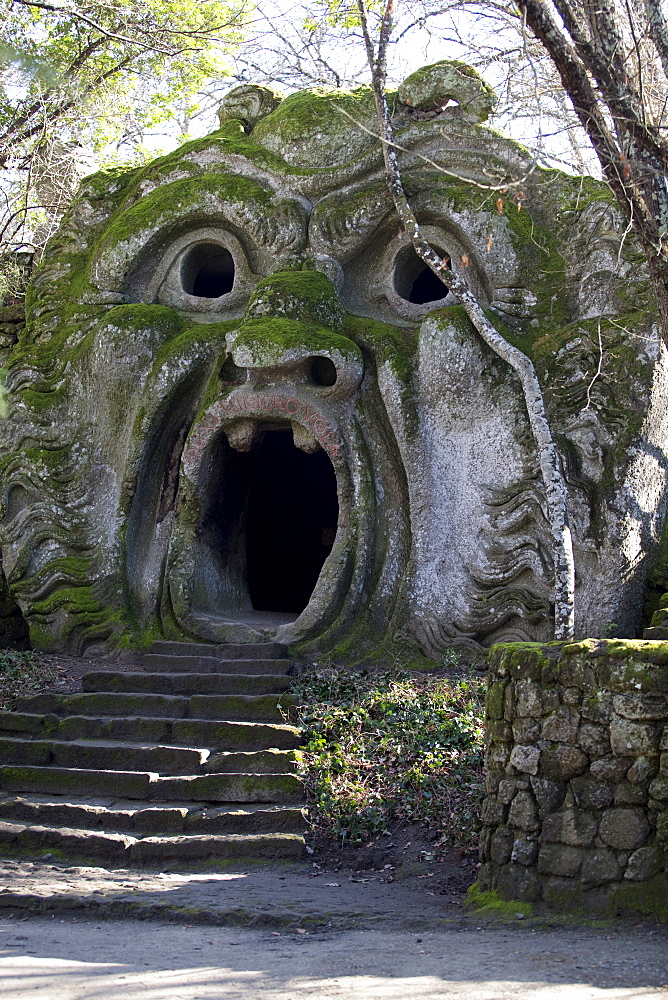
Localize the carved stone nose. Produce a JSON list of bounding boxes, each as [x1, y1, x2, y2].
[[244, 269, 345, 331]]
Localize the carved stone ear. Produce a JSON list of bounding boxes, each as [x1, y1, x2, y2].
[[218, 84, 283, 131], [397, 61, 498, 123]]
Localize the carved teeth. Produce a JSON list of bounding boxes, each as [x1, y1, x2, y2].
[[224, 419, 259, 452], [292, 421, 320, 454]]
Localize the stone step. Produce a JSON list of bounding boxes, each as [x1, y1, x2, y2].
[[149, 641, 288, 660], [0, 713, 301, 750], [82, 671, 291, 696], [14, 692, 296, 722], [0, 766, 304, 803], [0, 819, 304, 861], [0, 737, 208, 775], [142, 655, 293, 675], [0, 795, 305, 836]]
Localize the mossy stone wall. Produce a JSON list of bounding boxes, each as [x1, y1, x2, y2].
[[479, 639, 668, 920]]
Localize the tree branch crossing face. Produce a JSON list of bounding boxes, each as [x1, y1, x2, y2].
[[1, 62, 665, 658]]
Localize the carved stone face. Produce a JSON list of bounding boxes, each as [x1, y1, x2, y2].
[[2, 62, 666, 657]]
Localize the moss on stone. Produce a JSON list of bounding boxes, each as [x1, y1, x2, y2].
[[232, 318, 361, 367], [465, 883, 534, 917]]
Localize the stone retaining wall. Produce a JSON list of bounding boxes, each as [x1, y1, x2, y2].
[[478, 640, 668, 919]]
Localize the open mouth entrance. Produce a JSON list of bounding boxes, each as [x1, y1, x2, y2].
[[196, 426, 338, 621], [246, 429, 338, 614]]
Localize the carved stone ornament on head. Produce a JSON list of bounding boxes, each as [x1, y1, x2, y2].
[[218, 84, 283, 130], [396, 60, 498, 122], [1, 61, 666, 660]]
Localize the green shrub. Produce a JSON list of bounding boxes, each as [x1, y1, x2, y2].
[[291, 665, 485, 849]]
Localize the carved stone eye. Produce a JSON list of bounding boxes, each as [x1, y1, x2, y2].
[[393, 245, 451, 304], [310, 356, 337, 387], [181, 242, 235, 298]]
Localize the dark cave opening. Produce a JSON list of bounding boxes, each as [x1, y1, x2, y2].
[[181, 242, 235, 298], [245, 429, 339, 614]]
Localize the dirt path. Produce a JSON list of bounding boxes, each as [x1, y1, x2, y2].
[[0, 915, 666, 999]]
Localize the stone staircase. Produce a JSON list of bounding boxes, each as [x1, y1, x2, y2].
[[0, 641, 305, 863]]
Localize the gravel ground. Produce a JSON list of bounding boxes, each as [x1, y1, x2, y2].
[[0, 916, 666, 999]]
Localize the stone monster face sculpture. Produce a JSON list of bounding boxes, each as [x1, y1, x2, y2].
[[2, 61, 667, 658]]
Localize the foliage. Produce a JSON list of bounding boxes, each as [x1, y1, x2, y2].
[[291, 664, 486, 850], [0, 649, 56, 710]]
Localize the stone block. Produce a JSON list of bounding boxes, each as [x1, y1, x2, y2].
[[562, 687, 582, 707], [571, 777, 613, 811], [488, 720, 512, 742], [515, 680, 542, 717], [648, 775, 668, 801], [497, 778, 517, 804], [590, 757, 631, 782], [542, 706, 580, 744], [486, 680, 506, 721], [507, 789, 539, 831], [578, 723, 611, 758], [624, 845, 663, 881], [485, 770, 502, 794], [610, 720, 659, 757], [614, 782, 648, 806], [580, 847, 622, 885], [626, 756, 658, 785], [509, 744, 540, 775], [511, 836, 539, 866], [537, 843, 583, 877], [540, 743, 589, 781], [495, 863, 542, 902], [542, 808, 598, 846], [662, 750, 668, 772], [481, 796, 506, 826], [512, 718, 541, 744], [654, 810, 668, 846], [581, 692, 612, 724], [488, 745, 511, 768], [599, 807, 650, 850], [661, 727, 668, 751], [612, 693, 667, 721], [490, 826, 514, 864], [530, 776, 566, 813]]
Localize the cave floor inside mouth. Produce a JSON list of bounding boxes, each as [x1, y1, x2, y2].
[[196, 611, 300, 627]]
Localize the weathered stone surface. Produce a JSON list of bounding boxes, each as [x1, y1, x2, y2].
[[511, 837, 539, 866], [626, 756, 657, 785], [614, 781, 648, 806], [507, 790, 539, 831], [542, 809, 598, 846], [610, 720, 659, 757], [509, 744, 540, 775], [613, 693, 667, 720], [590, 757, 631, 782], [512, 718, 541, 744], [540, 743, 589, 782], [481, 797, 506, 826], [515, 681, 543, 717], [648, 775, 668, 800], [598, 808, 650, 850], [497, 778, 517, 804], [490, 827, 514, 864], [530, 776, 566, 813], [580, 847, 622, 885], [571, 777, 614, 811], [495, 863, 542, 902], [624, 845, 663, 881], [578, 723, 611, 758], [397, 60, 498, 121], [537, 843, 583, 877], [542, 707, 579, 743]]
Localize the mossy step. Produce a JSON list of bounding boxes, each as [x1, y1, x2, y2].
[[82, 671, 292, 696], [0, 795, 306, 836], [0, 819, 304, 861], [142, 655, 293, 675], [643, 626, 668, 639], [0, 766, 303, 803], [149, 641, 288, 660], [14, 692, 296, 722], [0, 737, 208, 775], [0, 713, 301, 751], [202, 749, 299, 774]]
